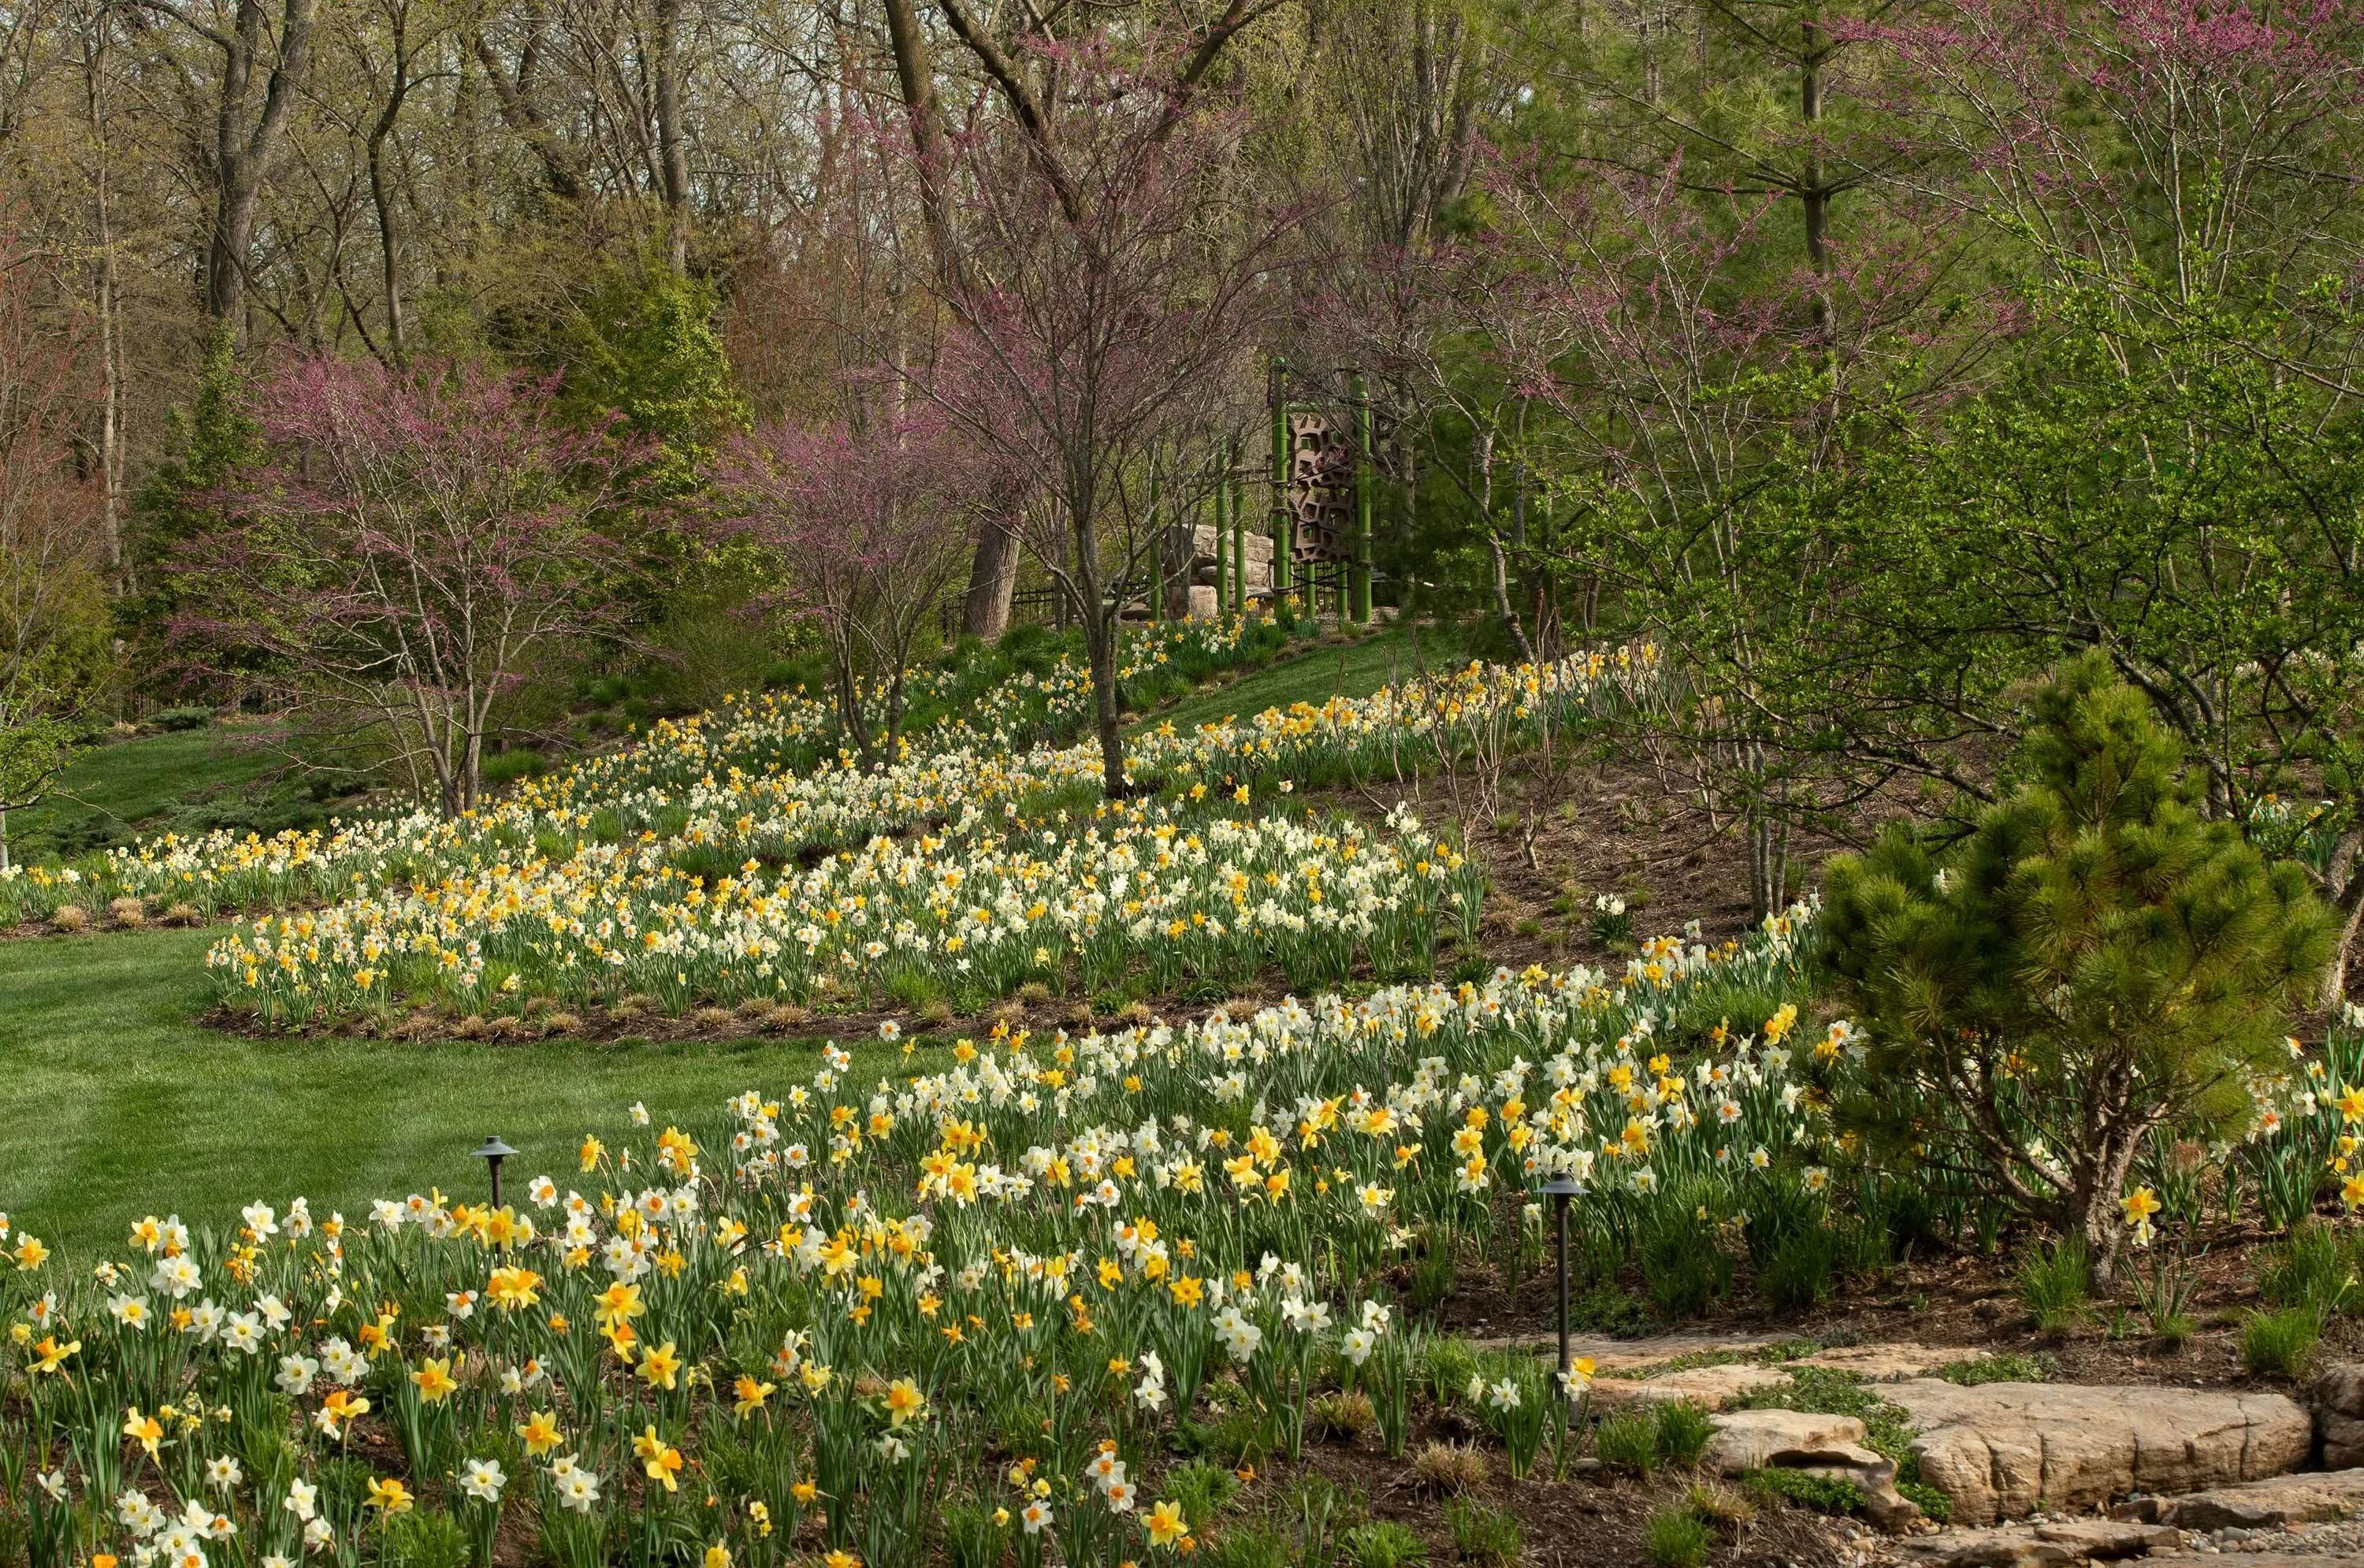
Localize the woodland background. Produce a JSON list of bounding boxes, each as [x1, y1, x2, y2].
[[2, 0, 2362, 992]]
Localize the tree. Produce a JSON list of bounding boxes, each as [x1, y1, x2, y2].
[[0, 248, 109, 871], [708, 410, 981, 766], [1444, 145, 1973, 916], [880, 0, 1288, 639], [910, 41, 1305, 797], [176, 356, 637, 815], [1821, 656, 2332, 1280], [125, 0, 321, 329], [1837, 286, 2364, 999]]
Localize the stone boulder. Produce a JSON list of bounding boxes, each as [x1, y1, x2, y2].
[[1589, 1362, 1793, 1411], [1702, 1408, 1920, 1530], [2111, 1466, 2364, 1530], [2309, 1362, 2364, 1469], [1797, 1343, 1986, 1382], [1885, 1380, 2311, 1526], [1892, 1521, 2179, 1568]]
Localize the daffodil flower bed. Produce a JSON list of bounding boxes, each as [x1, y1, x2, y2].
[[3, 647, 1651, 1025], [0, 906, 1853, 1568], [3, 637, 1660, 941], [203, 803, 1483, 1027]]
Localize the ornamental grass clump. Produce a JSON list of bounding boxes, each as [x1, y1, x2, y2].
[[1823, 654, 2331, 1282]]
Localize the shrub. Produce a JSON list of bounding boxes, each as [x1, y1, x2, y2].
[[944, 1501, 1009, 1568], [2262, 1224, 2358, 1321], [1419, 1336, 1481, 1407], [1444, 1497, 1521, 1568], [1745, 1467, 1866, 1515], [1899, 1478, 1954, 1524], [1686, 1482, 1754, 1525], [2016, 1238, 2091, 1336], [49, 905, 87, 933], [1759, 1223, 1839, 1312], [1642, 1504, 1711, 1568], [2243, 1307, 2321, 1379], [1341, 1522, 1426, 1568], [1938, 1352, 2051, 1385], [1202, 1524, 1289, 1568], [1309, 1390, 1376, 1440], [110, 896, 147, 927], [1285, 1473, 1361, 1568], [380, 1510, 470, 1568], [1654, 1399, 1715, 1466], [1411, 1441, 1489, 1495], [1593, 1409, 1660, 1474], [1822, 655, 2331, 1283], [1641, 1205, 1733, 1320]]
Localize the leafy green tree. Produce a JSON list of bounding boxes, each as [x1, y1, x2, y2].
[[1821, 655, 2332, 1278], [1831, 281, 2364, 996], [556, 260, 748, 499], [122, 329, 261, 660], [0, 715, 77, 872]]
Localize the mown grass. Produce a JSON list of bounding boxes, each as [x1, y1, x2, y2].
[[1144, 622, 1469, 736], [6, 723, 328, 862], [0, 926, 908, 1249]]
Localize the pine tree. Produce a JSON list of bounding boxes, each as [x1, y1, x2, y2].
[[1822, 654, 2332, 1277], [120, 328, 260, 661]]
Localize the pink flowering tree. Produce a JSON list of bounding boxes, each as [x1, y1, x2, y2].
[[176, 357, 637, 816], [708, 413, 983, 764], [905, 40, 1308, 797]]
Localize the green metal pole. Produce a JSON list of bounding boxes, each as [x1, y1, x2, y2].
[[1351, 370, 1373, 624], [1269, 359, 1292, 602], [1225, 439, 1243, 617], [1149, 470, 1164, 622]]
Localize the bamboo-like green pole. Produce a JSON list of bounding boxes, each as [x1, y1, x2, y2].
[[1225, 438, 1243, 616], [1269, 359, 1291, 600], [1351, 370, 1373, 624]]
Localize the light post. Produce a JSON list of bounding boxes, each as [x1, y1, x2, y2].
[[473, 1135, 518, 1220], [1534, 1175, 1583, 1390]]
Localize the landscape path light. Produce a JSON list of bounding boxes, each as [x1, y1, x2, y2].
[[472, 1135, 518, 1246], [1533, 1174, 1585, 1397]]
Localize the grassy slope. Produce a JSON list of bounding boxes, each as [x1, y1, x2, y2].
[[9, 723, 305, 861], [0, 927, 907, 1249], [4, 628, 1452, 1245], [1142, 622, 1469, 735]]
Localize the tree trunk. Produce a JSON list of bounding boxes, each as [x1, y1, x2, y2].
[[879, 0, 953, 267], [1799, 9, 1833, 347], [963, 510, 1023, 638], [653, 0, 690, 272], [201, 0, 321, 331], [2325, 860, 2364, 1010], [366, 13, 412, 362], [81, 16, 125, 575]]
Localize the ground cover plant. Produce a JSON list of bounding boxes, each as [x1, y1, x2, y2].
[[0, 904, 1843, 1568], [4, 641, 2363, 1568]]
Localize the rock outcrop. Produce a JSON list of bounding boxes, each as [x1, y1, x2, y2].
[[1884, 1380, 2311, 1526], [1702, 1408, 1920, 1529], [2111, 1466, 2364, 1530]]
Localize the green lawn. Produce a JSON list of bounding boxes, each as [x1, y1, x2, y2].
[[0, 927, 905, 1250], [1144, 622, 1470, 734], [7, 722, 325, 862]]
